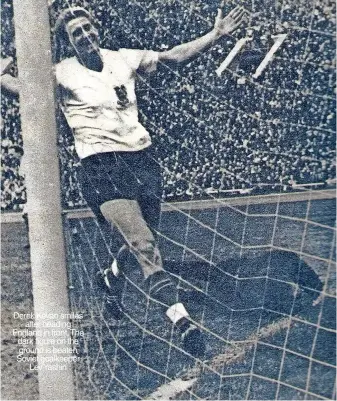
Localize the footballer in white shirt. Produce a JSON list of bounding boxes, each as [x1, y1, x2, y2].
[[2, 5, 246, 358]]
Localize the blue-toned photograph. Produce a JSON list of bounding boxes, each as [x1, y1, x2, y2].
[[1, 0, 335, 399]]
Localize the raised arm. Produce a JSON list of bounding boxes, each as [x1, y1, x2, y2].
[[158, 6, 246, 64], [1, 57, 20, 96]]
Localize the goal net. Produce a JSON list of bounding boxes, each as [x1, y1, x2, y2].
[[65, 193, 336, 400], [55, 1, 334, 399]]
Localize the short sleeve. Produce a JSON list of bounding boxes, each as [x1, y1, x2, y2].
[[54, 61, 68, 87], [118, 49, 159, 73]]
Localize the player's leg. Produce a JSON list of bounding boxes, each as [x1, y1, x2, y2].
[[100, 199, 163, 279], [100, 198, 205, 357], [77, 155, 127, 319], [138, 193, 161, 239], [138, 149, 206, 357], [137, 147, 162, 237], [101, 199, 180, 320], [80, 152, 205, 357], [99, 156, 170, 305]]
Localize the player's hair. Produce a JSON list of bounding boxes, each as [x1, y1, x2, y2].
[[53, 7, 95, 62]]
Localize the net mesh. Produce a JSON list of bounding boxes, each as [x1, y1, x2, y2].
[[53, 1, 335, 398], [64, 193, 336, 400]]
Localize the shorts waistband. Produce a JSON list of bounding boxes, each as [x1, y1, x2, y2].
[[81, 146, 154, 163]]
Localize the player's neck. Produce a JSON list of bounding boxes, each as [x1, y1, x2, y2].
[[77, 50, 103, 72]]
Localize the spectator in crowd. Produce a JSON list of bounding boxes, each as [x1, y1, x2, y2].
[[1, 0, 335, 209]]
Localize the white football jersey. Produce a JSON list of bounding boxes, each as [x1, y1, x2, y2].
[[55, 48, 159, 159]]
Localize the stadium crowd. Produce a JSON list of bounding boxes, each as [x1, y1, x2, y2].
[[1, 0, 335, 210]]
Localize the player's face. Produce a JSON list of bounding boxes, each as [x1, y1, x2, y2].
[[65, 16, 100, 57]]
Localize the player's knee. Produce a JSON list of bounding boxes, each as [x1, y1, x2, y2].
[[131, 237, 156, 259], [130, 238, 162, 276]]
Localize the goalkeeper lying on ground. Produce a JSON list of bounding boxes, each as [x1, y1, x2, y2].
[[1, 4, 246, 358]]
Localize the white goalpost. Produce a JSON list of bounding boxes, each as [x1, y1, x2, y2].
[[12, 0, 75, 399]]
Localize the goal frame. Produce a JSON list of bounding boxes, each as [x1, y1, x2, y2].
[[13, 0, 75, 399]]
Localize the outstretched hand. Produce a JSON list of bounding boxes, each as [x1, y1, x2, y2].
[[213, 5, 246, 37]]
